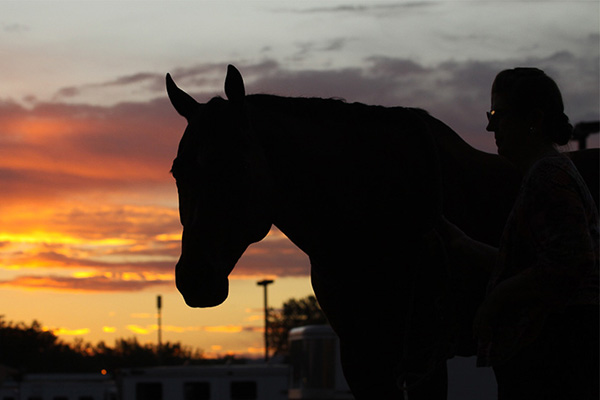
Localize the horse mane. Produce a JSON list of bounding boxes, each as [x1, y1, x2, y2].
[[247, 93, 422, 120], [204, 92, 474, 165], [243, 94, 476, 159]]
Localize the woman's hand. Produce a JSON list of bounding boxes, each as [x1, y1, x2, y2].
[[435, 216, 497, 275], [435, 216, 467, 246]]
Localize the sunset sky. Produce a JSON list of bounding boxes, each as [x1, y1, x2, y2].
[[1, 1, 598, 358]]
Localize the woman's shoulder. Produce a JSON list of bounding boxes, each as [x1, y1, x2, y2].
[[530, 152, 574, 171], [527, 153, 580, 186], [526, 153, 597, 213]]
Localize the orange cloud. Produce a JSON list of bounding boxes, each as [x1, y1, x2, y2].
[[126, 325, 153, 335], [120, 324, 262, 335], [0, 96, 312, 298], [0, 99, 179, 214], [44, 326, 91, 336], [203, 325, 244, 334], [0, 274, 173, 293], [203, 325, 263, 334]]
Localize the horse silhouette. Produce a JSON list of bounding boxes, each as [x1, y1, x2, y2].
[[166, 65, 599, 399]]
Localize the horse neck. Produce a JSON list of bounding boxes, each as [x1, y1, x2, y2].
[[417, 111, 483, 162], [247, 95, 347, 254], [246, 95, 445, 255]]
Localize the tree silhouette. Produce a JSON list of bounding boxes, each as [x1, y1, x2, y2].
[[0, 318, 76, 372], [267, 295, 328, 356], [0, 316, 204, 373]]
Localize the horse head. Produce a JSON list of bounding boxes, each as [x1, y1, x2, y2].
[[167, 65, 273, 307]]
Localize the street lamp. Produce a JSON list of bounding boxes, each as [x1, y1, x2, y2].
[[257, 279, 274, 362], [157, 295, 162, 357]]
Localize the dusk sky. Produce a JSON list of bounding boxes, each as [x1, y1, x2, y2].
[[1, 1, 598, 358]]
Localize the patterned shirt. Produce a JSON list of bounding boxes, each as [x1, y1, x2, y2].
[[478, 153, 599, 366]]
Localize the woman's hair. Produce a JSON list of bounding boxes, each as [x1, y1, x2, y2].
[[491, 68, 573, 145]]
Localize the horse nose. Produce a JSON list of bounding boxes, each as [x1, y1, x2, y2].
[[175, 258, 230, 308]]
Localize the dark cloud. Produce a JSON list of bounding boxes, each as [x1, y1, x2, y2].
[[48, 51, 598, 151], [54, 86, 81, 99], [287, 2, 437, 15], [207, 54, 593, 151], [2, 23, 29, 33], [53, 74, 167, 102], [366, 56, 430, 76], [322, 38, 351, 52], [101, 72, 161, 87], [292, 38, 354, 61]]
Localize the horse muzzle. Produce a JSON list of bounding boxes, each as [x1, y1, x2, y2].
[[175, 259, 230, 307]]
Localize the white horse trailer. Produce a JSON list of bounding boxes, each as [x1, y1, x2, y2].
[[118, 365, 288, 400], [288, 325, 354, 400]]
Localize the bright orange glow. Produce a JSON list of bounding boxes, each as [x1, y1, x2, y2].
[[8, 117, 87, 140], [73, 271, 98, 279], [162, 325, 190, 333], [126, 325, 152, 335], [130, 313, 155, 319], [246, 347, 266, 355], [155, 233, 181, 241], [10, 277, 70, 291], [44, 326, 90, 336], [203, 325, 244, 333], [0, 99, 312, 358], [0, 232, 136, 247]]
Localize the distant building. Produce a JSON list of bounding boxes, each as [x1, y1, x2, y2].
[[118, 365, 288, 400], [0, 373, 116, 400]]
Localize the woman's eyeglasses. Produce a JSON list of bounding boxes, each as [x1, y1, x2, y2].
[[486, 109, 511, 122]]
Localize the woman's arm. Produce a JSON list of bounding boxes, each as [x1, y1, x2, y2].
[[436, 216, 498, 275]]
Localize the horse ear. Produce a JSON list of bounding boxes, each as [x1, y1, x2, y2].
[[166, 73, 199, 120], [224, 65, 246, 105]]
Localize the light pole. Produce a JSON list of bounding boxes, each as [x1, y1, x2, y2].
[[157, 295, 162, 356], [257, 279, 274, 362]]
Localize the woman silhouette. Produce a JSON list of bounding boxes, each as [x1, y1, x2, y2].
[[442, 68, 598, 399]]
